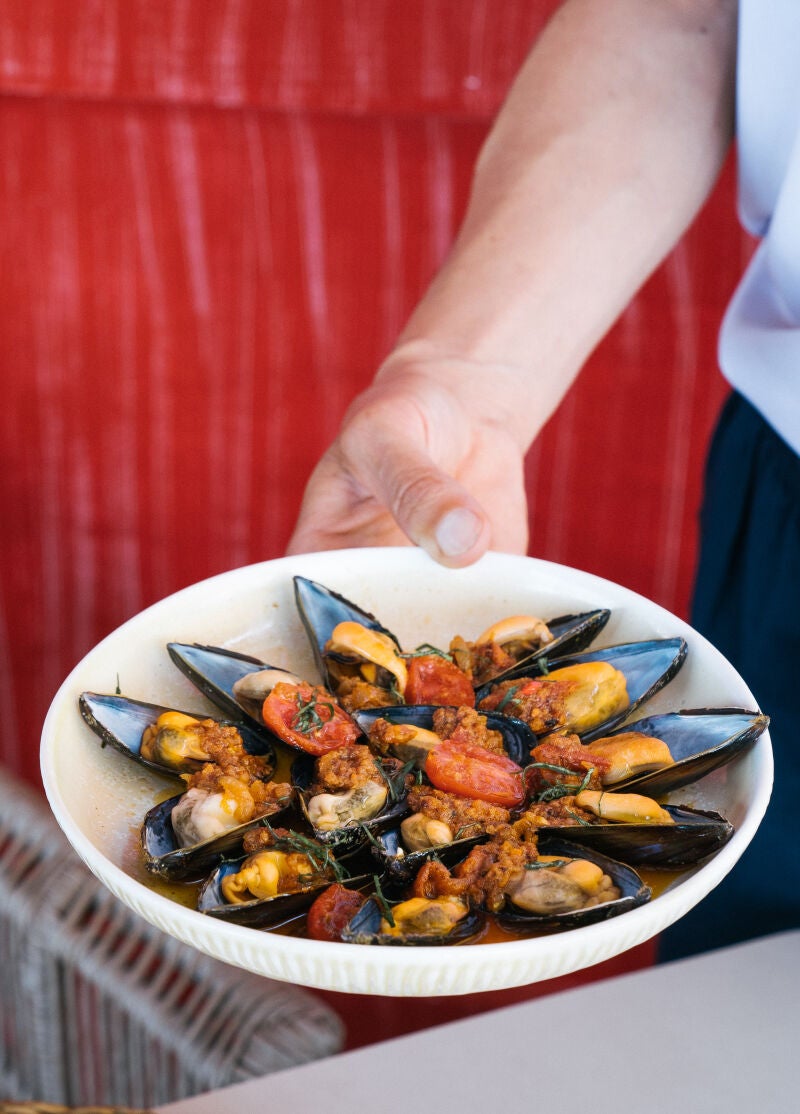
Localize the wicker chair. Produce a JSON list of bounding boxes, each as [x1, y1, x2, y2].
[[0, 768, 344, 1109]]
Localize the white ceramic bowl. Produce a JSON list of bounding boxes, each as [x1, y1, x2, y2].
[[40, 549, 772, 996]]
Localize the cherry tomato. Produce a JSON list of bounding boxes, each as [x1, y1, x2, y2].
[[425, 740, 525, 808], [306, 883, 366, 941], [261, 681, 361, 756], [405, 655, 475, 707]]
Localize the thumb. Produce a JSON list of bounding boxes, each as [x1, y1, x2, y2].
[[372, 441, 492, 567]]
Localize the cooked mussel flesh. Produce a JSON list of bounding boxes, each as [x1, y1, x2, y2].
[[307, 781, 389, 832], [231, 666, 305, 721], [572, 789, 673, 825], [584, 732, 676, 785]]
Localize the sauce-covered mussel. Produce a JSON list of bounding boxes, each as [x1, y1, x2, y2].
[[410, 831, 649, 932], [341, 892, 484, 946], [355, 703, 536, 769], [450, 608, 610, 687], [369, 782, 510, 882], [475, 639, 687, 742], [525, 707, 768, 798], [198, 825, 372, 928], [292, 740, 414, 853], [79, 692, 276, 777], [142, 764, 294, 881], [513, 788, 734, 869]]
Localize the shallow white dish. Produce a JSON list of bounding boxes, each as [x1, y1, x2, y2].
[[40, 549, 772, 997]]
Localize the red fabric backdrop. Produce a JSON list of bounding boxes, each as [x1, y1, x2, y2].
[[0, 0, 751, 1047]]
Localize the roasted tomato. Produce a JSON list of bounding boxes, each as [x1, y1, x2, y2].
[[425, 740, 525, 808], [261, 681, 361, 756], [306, 883, 366, 941], [405, 655, 475, 707]]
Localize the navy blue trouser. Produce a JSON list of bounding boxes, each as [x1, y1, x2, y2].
[[657, 392, 800, 960]]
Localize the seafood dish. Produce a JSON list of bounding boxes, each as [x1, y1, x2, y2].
[[77, 573, 768, 947]]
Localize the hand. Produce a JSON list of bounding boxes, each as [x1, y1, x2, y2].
[[286, 356, 529, 567]]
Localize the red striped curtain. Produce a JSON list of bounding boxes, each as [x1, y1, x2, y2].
[[1, 0, 745, 789]]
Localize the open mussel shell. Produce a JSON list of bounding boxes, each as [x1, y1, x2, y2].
[[537, 805, 734, 869], [141, 792, 296, 881], [166, 642, 299, 735], [496, 837, 650, 932], [341, 894, 485, 946], [197, 858, 374, 928], [294, 575, 402, 688], [596, 708, 769, 796], [476, 638, 688, 741], [481, 608, 612, 685], [352, 705, 536, 768], [79, 692, 276, 777], [290, 751, 409, 853], [369, 825, 486, 884]]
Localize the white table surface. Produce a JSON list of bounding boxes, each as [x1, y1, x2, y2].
[[156, 930, 799, 1114]]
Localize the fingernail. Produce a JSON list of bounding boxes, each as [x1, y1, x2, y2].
[[434, 508, 482, 558]]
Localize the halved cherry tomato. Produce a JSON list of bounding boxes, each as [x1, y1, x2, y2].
[[306, 883, 366, 941], [425, 740, 525, 808], [405, 655, 475, 707], [261, 681, 361, 756]]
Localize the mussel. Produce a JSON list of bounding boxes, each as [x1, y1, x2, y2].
[[140, 786, 295, 881], [495, 837, 650, 931], [198, 832, 372, 928], [291, 745, 411, 853], [582, 707, 769, 796], [166, 642, 301, 737], [353, 704, 536, 768], [341, 892, 485, 946], [294, 576, 404, 696], [451, 608, 611, 686], [79, 692, 277, 777], [527, 800, 734, 869], [475, 638, 688, 741]]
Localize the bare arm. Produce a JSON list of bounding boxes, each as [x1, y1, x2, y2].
[[287, 0, 737, 565]]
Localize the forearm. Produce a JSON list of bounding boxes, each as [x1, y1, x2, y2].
[[381, 0, 737, 450]]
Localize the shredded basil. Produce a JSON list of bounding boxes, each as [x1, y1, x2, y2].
[[291, 692, 335, 735]]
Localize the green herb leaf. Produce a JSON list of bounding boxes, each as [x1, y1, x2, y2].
[[291, 693, 335, 735], [493, 684, 522, 713], [372, 873, 395, 928], [524, 858, 571, 871], [406, 643, 454, 662]]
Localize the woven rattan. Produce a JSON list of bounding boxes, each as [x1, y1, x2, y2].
[[0, 768, 343, 1107]]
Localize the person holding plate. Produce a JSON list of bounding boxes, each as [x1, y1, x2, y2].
[[287, 0, 800, 959]]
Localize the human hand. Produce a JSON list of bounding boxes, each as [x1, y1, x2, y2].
[[286, 353, 530, 567]]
